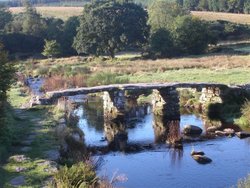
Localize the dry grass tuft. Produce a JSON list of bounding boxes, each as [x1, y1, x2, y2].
[[43, 74, 86, 91]]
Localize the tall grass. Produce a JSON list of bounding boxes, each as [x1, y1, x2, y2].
[[52, 162, 98, 188], [43, 75, 86, 91]]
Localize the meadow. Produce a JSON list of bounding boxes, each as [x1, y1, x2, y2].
[[192, 11, 250, 25], [9, 6, 250, 24], [9, 6, 83, 20]]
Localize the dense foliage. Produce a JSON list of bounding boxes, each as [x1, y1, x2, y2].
[[0, 43, 15, 103], [0, 0, 250, 58], [148, 0, 217, 57], [73, 0, 149, 57], [0, 43, 15, 161]]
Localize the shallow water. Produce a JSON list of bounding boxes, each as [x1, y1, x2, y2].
[[74, 98, 250, 188], [100, 137, 250, 188]]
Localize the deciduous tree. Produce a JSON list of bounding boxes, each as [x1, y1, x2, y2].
[[73, 1, 149, 58]]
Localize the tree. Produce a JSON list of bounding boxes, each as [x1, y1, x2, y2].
[[244, 0, 250, 13], [150, 28, 174, 57], [173, 16, 214, 55], [0, 43, 15, 103], [22, 0, 46, 36], [42, 40, 61, 58], [183, 0, 199, 10], [0, 5, 12, 32], [61, 16, 79, 55], [198, 0, 209, 11], [73, 1, 149, 58], [148, 0, 189, 32]]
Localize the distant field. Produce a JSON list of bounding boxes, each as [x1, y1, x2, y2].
[[9, 6, 83, 20], [192, 11, 250, 25], [9, 7, 250, 23]]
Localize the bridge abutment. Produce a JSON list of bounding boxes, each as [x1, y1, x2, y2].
[[103, 90, 126, 119], [152, 88, 180, 120]]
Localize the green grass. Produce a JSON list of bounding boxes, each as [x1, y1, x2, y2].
[[123, 68, 250, 84], [8, 85, 30, 108], [0, 85, 62, 187]]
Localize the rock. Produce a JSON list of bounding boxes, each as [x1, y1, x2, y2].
[[192, 155, 212, 164], [223, 128, 235, 136], [191, 150, 205, 156], [10, 176, 25, 186], [9, 155, 30, 163], [15, 167, 27, 172], [206, 126, 218, 132], [183, 125, 203, 135], [215, 130, 226, 137], [236, 131, 250, 139]]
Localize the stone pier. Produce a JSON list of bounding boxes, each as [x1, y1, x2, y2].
[[152, 88, 180, 120], [104, 120, 127, 151], [199, 87, 224, 104], [103, 90, 126, 119]]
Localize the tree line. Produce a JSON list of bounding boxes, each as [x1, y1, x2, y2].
[[0, 0, 250, 59], [176, 0, 250, 14]]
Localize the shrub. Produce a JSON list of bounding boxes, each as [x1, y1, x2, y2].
[[52, 162, 98, 188], [236, 101, 250, 128], [87, 72, 129, 87]]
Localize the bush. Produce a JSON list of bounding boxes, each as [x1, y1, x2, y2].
[[52, 162, 98, 188], [87, 72, 129, 87], [150, 29, 174, 57]]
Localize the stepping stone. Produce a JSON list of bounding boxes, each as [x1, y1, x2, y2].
[[10, 176, 25, 187]]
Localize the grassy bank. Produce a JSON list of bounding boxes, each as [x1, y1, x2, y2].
[[19, 53, 250, 91], [0, 84, 63, 187]]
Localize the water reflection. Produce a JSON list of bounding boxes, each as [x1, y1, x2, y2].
[[75, 96, 188, 152]]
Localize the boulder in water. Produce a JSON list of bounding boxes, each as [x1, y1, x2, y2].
[[192, 155, 212, 164], [191, 150, 205, 156], [183, 125, 202, 135], [236, 131, 250, 139]]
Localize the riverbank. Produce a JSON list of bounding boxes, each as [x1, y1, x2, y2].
[[0, 85, 62, 187]]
